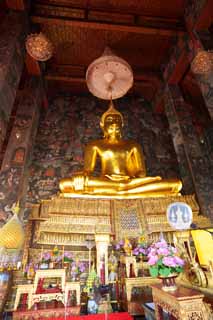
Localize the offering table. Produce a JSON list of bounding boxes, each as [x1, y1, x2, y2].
[[125, 277, 160, 302], [151, 284, 208, 320]]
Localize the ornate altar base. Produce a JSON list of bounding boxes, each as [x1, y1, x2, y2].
[[18, 193, 212, 317], [13, 310, 132, 320], [44, 312, 133, 320], [13, 305, 81, 320], [28, 194, 208, 245]]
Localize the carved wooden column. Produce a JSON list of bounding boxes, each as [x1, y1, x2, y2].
[[95, 233, 110, 284], [165, 85, 213, 219]]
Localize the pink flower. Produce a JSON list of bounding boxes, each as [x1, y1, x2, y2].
[[162, 256, 177, 267], [174, 256, 185, 267], [154, 240, 167, 248], [148, 248, 157, 257], [157, 247, 169, 256], [148, 255, 158, 266]]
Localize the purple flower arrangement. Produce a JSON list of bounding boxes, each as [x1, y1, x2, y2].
[[114, 239, 125, 251], [64, 251, 74, 262], [42, 252, 51, 263], [132, 246, 148, 256], [70, 261, 87, 279], [147, 239, 184, 277]]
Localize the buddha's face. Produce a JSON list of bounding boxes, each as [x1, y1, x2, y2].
[[104, 114, 122, 139]]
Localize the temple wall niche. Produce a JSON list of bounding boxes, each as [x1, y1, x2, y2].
[[26, 94, 180, 204]]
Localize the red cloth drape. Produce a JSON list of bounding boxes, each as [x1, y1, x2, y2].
[[40, 312, 133, 320]]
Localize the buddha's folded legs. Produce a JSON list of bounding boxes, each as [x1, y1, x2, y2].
[[60, 175, 182, 195], [117, 179, 182, 194]]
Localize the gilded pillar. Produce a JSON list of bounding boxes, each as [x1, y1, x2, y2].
[[95, 233, 110, 284]]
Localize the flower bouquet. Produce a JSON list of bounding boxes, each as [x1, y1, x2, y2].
[[114, 239, 125, 252], [147, 239, 184, 291], [132, 233, 150, 259], [70, 260, 87, 281], [40, 252, 51, 269], [64, 252, 73, 263]]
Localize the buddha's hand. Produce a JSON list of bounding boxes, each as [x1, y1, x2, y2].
[[72, 175, 85, 191]]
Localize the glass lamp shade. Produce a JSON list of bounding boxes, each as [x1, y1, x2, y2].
[[191, 49, 213, 74], [26, 32, 53, 61], [85, 239, 95, 250]]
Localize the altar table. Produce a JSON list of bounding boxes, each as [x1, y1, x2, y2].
[[151, 284, 208, 320]]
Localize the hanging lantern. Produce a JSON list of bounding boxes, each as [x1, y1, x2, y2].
[[25, 32, 53, 61], [86, 47, 133, 100], [191, 49, 213, 75]]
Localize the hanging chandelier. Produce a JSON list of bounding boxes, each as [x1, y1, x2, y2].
[[25, 32, 53, 61], [191, 49, 213, 75]]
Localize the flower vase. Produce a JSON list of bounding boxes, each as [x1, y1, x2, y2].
[[158, 273, 178, 292], [40, 262, 49, 270]]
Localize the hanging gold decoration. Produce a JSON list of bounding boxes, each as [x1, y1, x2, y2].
[[25, 32, 53, 61], [191, 49, 213, 75]]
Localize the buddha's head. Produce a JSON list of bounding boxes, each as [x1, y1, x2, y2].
[[100, 101, 124, 139]]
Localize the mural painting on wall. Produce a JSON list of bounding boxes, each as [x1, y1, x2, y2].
[[164, 91, 194, 195], [0, 109, 7, 149], [12, 147, 25, 164], [26, 95, 181, 204], [0, 167, 22, 225], [0, 12, 26, 121]]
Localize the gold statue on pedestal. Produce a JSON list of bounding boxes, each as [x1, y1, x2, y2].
[[60, 101, 182, 198]]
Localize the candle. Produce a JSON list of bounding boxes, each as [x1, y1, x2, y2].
[[40, 246, 43, 262], [62, 246, 65, 266]]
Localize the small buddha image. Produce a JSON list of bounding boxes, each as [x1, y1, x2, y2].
[[108, 250, 118, 282], [169, 210, 177, 223], [123, 238, 132, 256]]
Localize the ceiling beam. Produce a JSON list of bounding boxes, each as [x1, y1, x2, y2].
[[6, 0, 29, 10], [33, 3, 184, 31], [45, 75, 85, 83], [31, 15, 185, 37], [47, 64, 161, 83], [45, 74, 158, 85]]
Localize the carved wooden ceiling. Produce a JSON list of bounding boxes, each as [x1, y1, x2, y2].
[[27, 0, 187, 100]]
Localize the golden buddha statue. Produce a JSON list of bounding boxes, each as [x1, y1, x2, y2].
[[60, 101, 182, 198]]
